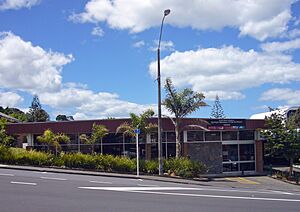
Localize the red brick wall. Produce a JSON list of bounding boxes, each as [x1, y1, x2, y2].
[[255, 140, 264, 173]]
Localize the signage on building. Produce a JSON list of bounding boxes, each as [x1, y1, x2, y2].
[[207, 119, 246, 130]]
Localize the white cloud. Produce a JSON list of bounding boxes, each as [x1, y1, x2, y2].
[[287, 28, 300, 38], [0, 0, 40, 10], [149, 40, 175, 52], [133, 40, 145, 48], [261, 38, 300, 52], [0, 91, 23, 107], [70, 0, 295, 40], [260, 88, 300, 105], [91, 26, 104, 37], [204, 91, 245, 101], [149, 46, 300, 100], [0, 32, 73, 93], [39, 86, 156, 119]]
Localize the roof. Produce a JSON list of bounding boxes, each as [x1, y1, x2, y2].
[[0, 112, 20, 123], [6, 118, 265, 135], [250, 106, 300, 120]]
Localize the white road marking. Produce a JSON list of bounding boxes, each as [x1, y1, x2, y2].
[[78, 187, 199, 191], [0, 173, 14, 176], [129, 190, 300, 202], [89, 181, 112, 184], [40, 177, 67, 181], [10, 181, 37, 186], [137, 184, 159, 187]]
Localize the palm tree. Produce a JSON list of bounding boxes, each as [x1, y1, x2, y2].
[[163, 78, 208, 157], [116, 109, 157, 156], [37, 129, 70, 155], [91, 123, 109, 154]]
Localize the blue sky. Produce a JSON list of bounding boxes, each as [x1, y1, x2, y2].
[[0, 0, 300, 120]]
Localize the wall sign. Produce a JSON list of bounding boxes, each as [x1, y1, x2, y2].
[[207, 119, 246, 130]]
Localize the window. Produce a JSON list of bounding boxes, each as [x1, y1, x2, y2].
[[239, 144, 255, 161], [205, 131, 220, 141], [240, 162, 255, 171], [187, 131, 203, 141], [222, 144, 238, 161], [222, 131, 237, 140], [239, 130, 254, 140]]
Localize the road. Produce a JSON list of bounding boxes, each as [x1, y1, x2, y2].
[[0, 168, 300, 212]]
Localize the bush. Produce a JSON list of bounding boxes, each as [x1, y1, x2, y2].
[[62, 153, 96, 169], [164, 157, 206, 178]]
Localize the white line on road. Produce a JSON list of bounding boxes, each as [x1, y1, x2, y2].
[[89, 181, 112, 184], [40, 177, 67, 181], [0, 173, 14, 176], [128, 190, 300, 202], [10, 181, 37, 186], [137, 184, 159, 187]]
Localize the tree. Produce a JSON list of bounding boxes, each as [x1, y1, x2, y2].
[[37, 129, 70, 154], [210, 95, 225, 119], [56, 114, 74, 121], [0, 106, 27, 122], [91, 123, 109, 154], [79, 124, 109, 154], [288, 108, 300, 128], [163, 78, 207, 157], [0, 118, 14, 146], [26, 95, 50, 122], [262, 113, 300, 176], [116, 109, 157, 156]]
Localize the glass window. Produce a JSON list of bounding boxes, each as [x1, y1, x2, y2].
[[239, 130, 254, 140], [187, 131, 203, 141], [222, 144, 238, 161], [166, 132, 176, 143], [205, 131, 220, 141], [223, 163, 238, 172], [240, 162, 255, 171], [150, 132, 158, 143], [222, 131, 237, 141], [239, 144, 255, 161]]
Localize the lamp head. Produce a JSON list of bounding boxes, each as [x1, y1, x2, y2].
[[164, 9, 171, 16]]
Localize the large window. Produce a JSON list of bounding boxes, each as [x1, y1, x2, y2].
[[222, 143, 255, 172], [239, 130, 254, 140], [239, 144, 255, 161], [222, 144, 238, 161], [222, 131, 238, 141], [187, 131, 203, 142], [205, 131, 221, 141]]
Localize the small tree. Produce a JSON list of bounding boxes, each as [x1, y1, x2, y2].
[[116, 109, 157, 156], [210, 95, 225, 119], [91, 123, 109, 154], [163, 78, 207, 157], [37, 129, 70, 154], [262, 113, 300, 176], [0, 118, 13, 146], [27, 95, 50, 122]]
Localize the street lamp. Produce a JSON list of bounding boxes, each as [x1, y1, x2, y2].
[[157, 9, 171, 176]]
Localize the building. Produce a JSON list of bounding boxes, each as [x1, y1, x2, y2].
[[6, 117, 265, 174]]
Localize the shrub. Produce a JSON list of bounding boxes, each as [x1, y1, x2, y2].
[[164, 157, 206, 178], [62, 153, 96, 169]]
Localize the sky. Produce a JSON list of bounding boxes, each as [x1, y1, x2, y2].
[[0, 0, 300, 120]]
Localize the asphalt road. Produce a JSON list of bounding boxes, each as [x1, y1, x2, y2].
[[0, 168, 300, 212]]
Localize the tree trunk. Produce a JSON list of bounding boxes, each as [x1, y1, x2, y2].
[[175, 123, 181, 158], [289, 158, 294, 178]]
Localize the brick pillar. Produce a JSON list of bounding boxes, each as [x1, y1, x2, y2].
[[146, 144, 152, 160], [255, 140, 264, 173]]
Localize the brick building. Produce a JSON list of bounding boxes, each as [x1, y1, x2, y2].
[[6, 118, 265, 174]]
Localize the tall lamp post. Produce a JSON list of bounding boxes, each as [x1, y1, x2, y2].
[[157, 9, 171, 176]]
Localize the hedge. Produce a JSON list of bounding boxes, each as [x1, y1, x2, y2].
[[0, 146, 206, 178]]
